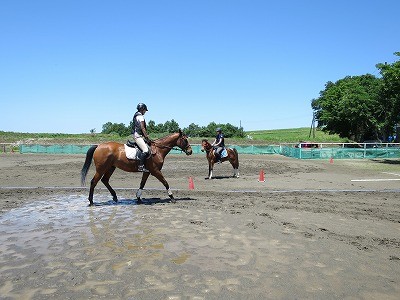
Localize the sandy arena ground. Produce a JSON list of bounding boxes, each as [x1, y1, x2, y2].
[[0, 152, 399, 299]]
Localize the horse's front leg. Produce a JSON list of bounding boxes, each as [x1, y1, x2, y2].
[[208, 161, 214, 179], [136, 172, 151, 204], [150, 170, 175, 203]]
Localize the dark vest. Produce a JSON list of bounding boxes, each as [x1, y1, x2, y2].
[[132, 111, 145, 135], [216, 133, 225, 147]]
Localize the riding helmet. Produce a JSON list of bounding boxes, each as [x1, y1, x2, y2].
[[137, 103, 148, 111], [216, 127, 222, 132]]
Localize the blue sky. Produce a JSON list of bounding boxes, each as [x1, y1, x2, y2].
[[1, 0, 399, 134]]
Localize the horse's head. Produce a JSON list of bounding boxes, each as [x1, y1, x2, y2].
[[176, 129, 192, 155], [201, 139, 212, 152]]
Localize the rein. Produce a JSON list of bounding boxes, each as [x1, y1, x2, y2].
[[151, 138, 190, 153], [152, 142, 182, 152]]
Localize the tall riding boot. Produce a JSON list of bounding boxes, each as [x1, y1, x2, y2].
[[215, 152, 221, 163], [138, 152, 149, 172]]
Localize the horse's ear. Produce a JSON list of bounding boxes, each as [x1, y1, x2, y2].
[[179, 128, 182, 136]]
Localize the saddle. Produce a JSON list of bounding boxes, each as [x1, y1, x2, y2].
[[213, 147, 228, 159], [125, 140, 154, 160], [126, 140, 138, 148]]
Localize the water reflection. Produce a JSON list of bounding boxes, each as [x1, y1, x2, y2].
[[0, 194, 141, 256]]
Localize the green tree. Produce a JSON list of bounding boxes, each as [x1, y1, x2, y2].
[[154, 122, 165, 133], [311, 74, 382, 142], [222, 123, 245, 138], [376, 52, 400, 140], [164, 119, 180, 133], [101, 122, 130, 136], [102, 119, 246, 139], [183, 123, 202, 137], [147, 120, 156, 133]]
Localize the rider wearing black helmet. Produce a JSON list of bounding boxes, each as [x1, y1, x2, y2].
[[132, 102, 150, 172], [211, 127, 225, 163]]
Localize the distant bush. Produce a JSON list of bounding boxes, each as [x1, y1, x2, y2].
[[101, 120, 245, 138]]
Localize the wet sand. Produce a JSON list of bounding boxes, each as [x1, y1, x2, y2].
[[0, 153, 399, 299]]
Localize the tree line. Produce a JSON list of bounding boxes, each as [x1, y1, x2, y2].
[[311, 52, 400, 142], [101, 120, 245, 138]]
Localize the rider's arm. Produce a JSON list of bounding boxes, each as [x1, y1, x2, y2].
[[214, 137, 223, 146], [140, 122, 149, 140]]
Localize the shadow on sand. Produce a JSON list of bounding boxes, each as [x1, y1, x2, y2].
[[373, 159, 400, 165], [205, 175, 235, 180], [91, 197, 195, 207]]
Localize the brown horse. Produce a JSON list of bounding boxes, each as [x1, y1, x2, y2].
[[201, 139, 239, 179], [81, 130, 192, 206]]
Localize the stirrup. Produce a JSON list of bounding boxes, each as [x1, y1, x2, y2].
[[138, 165, 149, 173]]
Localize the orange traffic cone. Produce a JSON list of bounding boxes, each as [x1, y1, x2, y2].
[[258, 169, 265, 182], [329, 157, 333, 164], [189, 176, 195, 190]]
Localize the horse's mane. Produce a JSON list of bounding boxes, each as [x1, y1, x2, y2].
[[154, 131, 181, 143]]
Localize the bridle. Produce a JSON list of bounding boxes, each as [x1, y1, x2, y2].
[[201, 141, 213, 153]]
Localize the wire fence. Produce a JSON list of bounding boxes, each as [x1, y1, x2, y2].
[[280, 142, 400, 159], [11, 143, 400, 159]]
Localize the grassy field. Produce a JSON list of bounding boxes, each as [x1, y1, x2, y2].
[[0, 127, 347, 146], [246, 127, 347, 144]]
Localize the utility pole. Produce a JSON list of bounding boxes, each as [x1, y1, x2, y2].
[[309, 112, 316, 139]]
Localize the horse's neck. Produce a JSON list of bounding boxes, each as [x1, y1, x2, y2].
[[157, 133, 179, 146], [156, 133, 179, 156]]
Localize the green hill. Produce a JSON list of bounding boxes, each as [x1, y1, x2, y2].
[[0, 128, 347, 145]]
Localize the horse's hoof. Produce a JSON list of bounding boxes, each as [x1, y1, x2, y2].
[[137, 198, 143, 204], [113, 197, 118, 202], [168, 194, 176, 203]]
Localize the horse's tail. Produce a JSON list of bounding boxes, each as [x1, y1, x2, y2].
[[81, 145, 98, 186]]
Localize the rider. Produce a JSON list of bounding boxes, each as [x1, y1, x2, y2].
[[132, 102, 151, 172], [211, 127, 225, 163]]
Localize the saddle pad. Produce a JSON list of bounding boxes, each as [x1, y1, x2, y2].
[[221, 148, 228, 158], [124, 144, 138, 160]]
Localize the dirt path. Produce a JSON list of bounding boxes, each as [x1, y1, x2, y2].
[[0, 153, 399, 299]]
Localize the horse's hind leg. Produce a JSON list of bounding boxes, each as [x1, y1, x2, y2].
[[229, 153, 239, 178], [233, 160, 240, 178], [88, 172, 102, 206], [230, 161, 238, 178], [101, 166, 118, 202], [233, 167, 239, 178], [235, 158, 240, 177]]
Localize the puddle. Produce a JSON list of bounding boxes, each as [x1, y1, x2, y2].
[[0, 195, 140, 256]]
